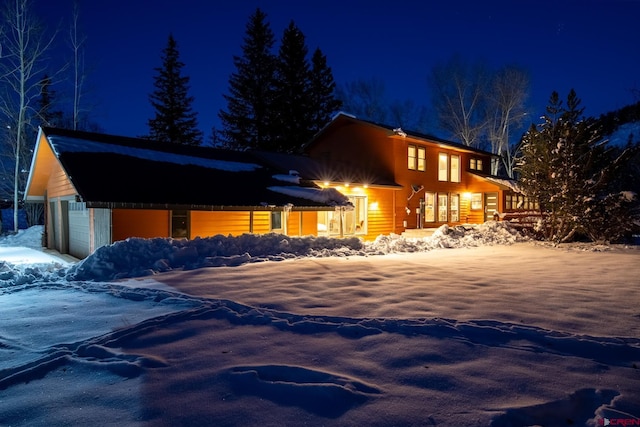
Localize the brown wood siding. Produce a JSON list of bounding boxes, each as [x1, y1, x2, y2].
[[190, 211, 252, 237], [46, 161, 77, 198], [112, 209, 169, 242], [310, 120, 503, 234], [300, 211, 318, 236], [251, 211, 271, 234], [307, 123, 395, 182], [363, 187, 395, 240], [286, 211, 301, 236]]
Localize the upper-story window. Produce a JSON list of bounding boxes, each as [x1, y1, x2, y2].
[[408, 145, 426, 171], [438, 153, 460, 182], [470, 158, 484, 171], [438, 153, 448, 181], [450, 155, 460, 183]]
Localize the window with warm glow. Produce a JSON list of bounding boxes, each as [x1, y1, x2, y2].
[[424, 192, 435, 222], [438, 193, 448, 221], [408, 145, 416, 170], [450, 155, 460, 182], [450, 194, 460, 222], [408, 145, 426, 171], [417, 147, 426, 171], [438, 153, 448, 181], [471, 193, 482, 210]]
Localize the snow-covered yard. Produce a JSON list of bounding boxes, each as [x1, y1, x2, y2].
[[1, 224, 639, 426]]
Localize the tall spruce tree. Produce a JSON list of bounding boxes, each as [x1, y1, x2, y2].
[[218, 8, 276, 150], [309, 47, 342, 135], [147, 34, 202, 146], [270, 21, 312, 152], [517, 90, 639, 243]]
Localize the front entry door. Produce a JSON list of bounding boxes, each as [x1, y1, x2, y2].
[[484, 192, 498, 221]]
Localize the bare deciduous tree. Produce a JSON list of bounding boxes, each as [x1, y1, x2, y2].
[[485, 65, 530, 176], [68, 0, 86, 130], [429, 55, 488, 148], [0, 0, 56, 231], [429, 56, 531, 176]]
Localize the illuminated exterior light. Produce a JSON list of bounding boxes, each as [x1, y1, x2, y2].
[[369, 201, 379, 210]]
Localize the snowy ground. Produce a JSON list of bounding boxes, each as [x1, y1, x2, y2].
[[1, 224, 639, 426]]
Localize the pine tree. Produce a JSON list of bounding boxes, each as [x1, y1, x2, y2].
[[308, 47, 342, 135], [218, 8, 276, 150], [269, 21, 313, 153], [517, 90, 639, 243], [147, 34, 202, 146]]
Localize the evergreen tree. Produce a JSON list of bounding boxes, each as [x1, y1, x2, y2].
[[270, 21, 313, 152], [517, 90, 639, 243], [308, 47, 342, 134], [147, 34, 202, 146], [218, 8, 276, 150]]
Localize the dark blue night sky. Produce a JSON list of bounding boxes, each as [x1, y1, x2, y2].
[[38, 0, 640, 139]]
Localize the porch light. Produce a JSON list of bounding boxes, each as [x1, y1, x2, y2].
[[323, 181, 330, 187], [370, 201, 379, 210], [463, 192, 472, 200]]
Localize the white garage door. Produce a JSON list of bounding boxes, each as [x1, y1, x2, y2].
[[68, 201, 91, 259]]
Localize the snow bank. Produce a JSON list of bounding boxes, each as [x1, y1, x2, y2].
[[67, 222, 527, 282]]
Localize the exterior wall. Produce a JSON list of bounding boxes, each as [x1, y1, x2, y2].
[[361, 187, 396, 239], [307, 123, 395, 183], [112, 209, 169, 242], [46, 161, 77, 198], [189, 210, 319, 239], [309, 120, 504, 235], [299, 211, 318, 236], [190, 211, 252, 237]]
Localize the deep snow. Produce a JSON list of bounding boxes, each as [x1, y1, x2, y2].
[[1, 224, 639, 426]]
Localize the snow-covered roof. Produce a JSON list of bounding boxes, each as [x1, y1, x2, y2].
[[28, 127, 351, 210]]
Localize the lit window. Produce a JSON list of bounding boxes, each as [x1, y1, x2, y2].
[[470, 158, 477, 170], [417, 147, 426, 171], [408, 145, 416, 170], [438, 153, 448, 181], [477, 159, 483, 171], [450, 155, 460, 182], [438, 193, 448, 222], [424, 192, 435, 222], [471, 193, 482, 210], [450, 194, 460, 222]]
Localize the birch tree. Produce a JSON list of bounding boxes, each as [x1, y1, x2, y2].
[[485, 65, 530, 176], [0, 0, 56, 232], [429, 55, 488, 148], [68, 1, 86, 130]]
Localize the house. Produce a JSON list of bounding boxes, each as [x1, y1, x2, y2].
[[303, 113, 526, 238], [24, 127, 350, 259]]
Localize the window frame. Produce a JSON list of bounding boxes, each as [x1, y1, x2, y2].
[[171, 210, 189, 238], [408, 145, 417, 170], [450, 154, 460, 183], [438, 153, 448, 181]]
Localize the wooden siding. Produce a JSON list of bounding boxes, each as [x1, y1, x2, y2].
[[300, 211, 318, 236], [46, 161, 77, 199], [252, 211, 271, 234], [112, 209, 169, 242], [190, 211, 252, 237], [362, 187, 396, 240], [309, 120, 504, 236]]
